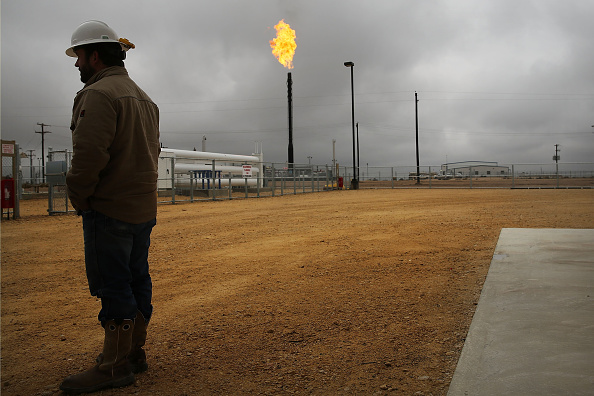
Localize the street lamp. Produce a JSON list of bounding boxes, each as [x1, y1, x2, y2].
[[344, 61, 358, 189], [356, 122, 360, 184]]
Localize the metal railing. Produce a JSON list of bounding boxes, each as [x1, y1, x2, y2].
[[157, 160, 354, 204], [356, 163, 594, 190], [155, 160, 594, 204], [12, 147, 594, 213]]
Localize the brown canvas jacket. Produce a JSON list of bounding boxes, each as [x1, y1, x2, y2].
[[66, 66, 160, 224]]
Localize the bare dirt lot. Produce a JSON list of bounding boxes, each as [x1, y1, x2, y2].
[[2, 189, 593, 395]]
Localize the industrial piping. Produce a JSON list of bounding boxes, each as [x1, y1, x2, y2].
[[158, 148, 262, 191], [160, 148, 260, 163], [174, 163, 260, 175]]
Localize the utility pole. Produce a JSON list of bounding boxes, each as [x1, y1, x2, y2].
[[36, 123, 51, 183], [344, 61, 357, 189], [553, 144, 561, 188], [26, 150, 36, 184], [415, 92, 420, 184]]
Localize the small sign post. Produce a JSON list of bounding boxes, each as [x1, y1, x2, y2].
[[242, 165, 252, 178], [242, 165, 252, 198]]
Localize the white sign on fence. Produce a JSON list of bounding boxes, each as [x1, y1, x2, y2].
[[2, 144, 15, 155], [242, 165, 252, 178]]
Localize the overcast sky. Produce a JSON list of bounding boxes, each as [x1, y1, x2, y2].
[[2, 0, 593, 170]]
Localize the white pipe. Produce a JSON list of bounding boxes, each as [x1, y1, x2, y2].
[[161, 148, 259, 163], [174, 163, 259, 175], [176, 178, 258, 187]]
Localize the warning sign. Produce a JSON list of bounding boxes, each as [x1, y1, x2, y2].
[[2, 143, 14, 155], [242, 165, 252, 178]]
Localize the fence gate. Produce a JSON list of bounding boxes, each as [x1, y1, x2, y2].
[[47, 149, 73, 215]]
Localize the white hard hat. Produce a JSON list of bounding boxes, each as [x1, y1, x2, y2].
[[66, 20, 134, 57]]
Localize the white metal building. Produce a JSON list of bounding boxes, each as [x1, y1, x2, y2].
[[441, 161, 510, 177]]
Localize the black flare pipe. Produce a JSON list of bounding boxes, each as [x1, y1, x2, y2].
[[287, 72, 294, 170]]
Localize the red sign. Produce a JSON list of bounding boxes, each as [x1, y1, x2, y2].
[[2, 144, 14, 155], [242, 165, 252, 178]]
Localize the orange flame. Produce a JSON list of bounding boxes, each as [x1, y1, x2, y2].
[[269, 19, 296, 69]]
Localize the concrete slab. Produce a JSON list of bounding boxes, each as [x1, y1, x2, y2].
[[448, 228, 594, 396]]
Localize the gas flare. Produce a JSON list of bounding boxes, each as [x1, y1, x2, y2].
[[270, 19, 296, 69]]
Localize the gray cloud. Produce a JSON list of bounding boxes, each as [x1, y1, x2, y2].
[[2, 0, 593, 169]]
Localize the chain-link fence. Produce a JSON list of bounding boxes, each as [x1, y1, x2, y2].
[[47, 149, 74, 215], [157, 158, 354, 204], [6, 144, 594, 215], [355, 163, 594, 189], [156, 158, 593, 204]]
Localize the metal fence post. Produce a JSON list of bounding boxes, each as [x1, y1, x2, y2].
[[280, 166, 284, 196], [257, 165, 261, 198], [244, 163, 249, 198], [302, 169, 306, 193], [14, 144, 21, 218], [170, 157, 176, 204], [211, 159, 216, 201], [392, 167, 394, 189], [271, 164, 275, 197], [190, 172, 194, 202]]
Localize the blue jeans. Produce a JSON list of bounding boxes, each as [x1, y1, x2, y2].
[[82, 210, 156, 324]]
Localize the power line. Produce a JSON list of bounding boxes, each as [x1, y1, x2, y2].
[[4, 91, 592, 118]]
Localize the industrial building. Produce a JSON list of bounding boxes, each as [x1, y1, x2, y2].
[[440, 161, 510, 177]]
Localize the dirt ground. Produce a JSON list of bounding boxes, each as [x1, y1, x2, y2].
[[2, 189, 593, 395]]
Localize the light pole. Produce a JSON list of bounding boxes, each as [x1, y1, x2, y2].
[[344, 61, 358, 189], [356, 122, 360, 184], [415, 92, 420, 184], [332, 139, 336, 182], [332, 139, 336, 174]]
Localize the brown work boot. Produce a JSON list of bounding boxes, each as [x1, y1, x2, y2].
[[60, 319, 135, 395], [128, 311, 149, 373], [96, 311, 149, 373]]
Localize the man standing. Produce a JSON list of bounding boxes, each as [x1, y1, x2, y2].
[[60, 20, 160, 394]]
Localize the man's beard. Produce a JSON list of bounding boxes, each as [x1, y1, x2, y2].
[[79, 64, 95, 84]]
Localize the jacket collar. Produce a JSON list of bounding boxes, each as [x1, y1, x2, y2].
[[81, 66, 129, 90]]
